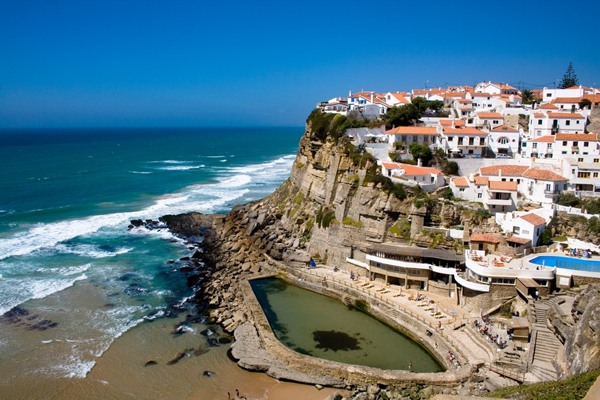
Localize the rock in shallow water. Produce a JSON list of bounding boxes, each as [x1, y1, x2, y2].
[[203, 370, 214, 377], [144, 361, 157, 367]]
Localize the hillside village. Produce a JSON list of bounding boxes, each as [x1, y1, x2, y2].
[[317, 81, 600, 254]]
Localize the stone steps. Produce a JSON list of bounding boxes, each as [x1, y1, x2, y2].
[[527, 300, 561, 382], [461, 326, 496, 361]]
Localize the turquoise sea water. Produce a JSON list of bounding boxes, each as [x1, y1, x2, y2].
[[0, 127, 302, 380]]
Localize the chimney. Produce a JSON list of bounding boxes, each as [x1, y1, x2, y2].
[[370, 93, 374, 103], [417, 158, 422, 167], [349, 90, 352, 97]]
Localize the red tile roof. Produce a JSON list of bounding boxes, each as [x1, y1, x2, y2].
[[531, 136, 555, 142], [443, 127, 488, 135], [552, 97, 582, 104], [519, 213, 546, 226], [452, 177, 469, 187], [489, 181, 518, 191], [555, 133, 598, 141], [491, 125, 518, 132], [540, 103, 558, 110], [457, 99, 472, 103], [479, 165, 529, 176], [470, 233, 500, 243], [440, 119, 465, 127], [533, 113, 546, 118], [506, 236, 531, 245], [521, 168, 568, 181], [381, 162, 402, 169], [474, 176, 489, 185], [400, 164, 444, 176], [546, 112, 585, 119], [386, 126, 438, 135], [477, 112, 503, 119], [387, 92, 410, 103]]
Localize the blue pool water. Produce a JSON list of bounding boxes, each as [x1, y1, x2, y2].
[[530, 256, 600, 272]]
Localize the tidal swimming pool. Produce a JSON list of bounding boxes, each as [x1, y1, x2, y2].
[[250, 278, 444, 373], [530, 255, 600, 272]]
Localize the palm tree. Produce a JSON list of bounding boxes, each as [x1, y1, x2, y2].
[[522, 89, 534, 104]]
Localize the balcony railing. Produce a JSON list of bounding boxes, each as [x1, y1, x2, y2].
[[487, 198, 513, 206]]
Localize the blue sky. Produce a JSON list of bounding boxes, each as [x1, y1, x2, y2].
[[1, 1, 599, 128]]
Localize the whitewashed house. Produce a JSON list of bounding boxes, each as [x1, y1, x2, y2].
[[450, 175, 518, 213], [488, 125, 520, 156], [453, 98, 474, 118], [440, 127, 489, 158], [385, 126, 439, 158], [475, 82, 519, 96], [522, 133, 599, 159], [475, 112, 504, 130], [527, 112, 586, 138], [381, 162, 446, 191], [501, 212, 548, 248], [384, 92, 411, 107], [541, 86, 586, 103]]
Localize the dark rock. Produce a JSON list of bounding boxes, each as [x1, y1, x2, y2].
[[203, 370, 214, 377], [200, 328, 215, 336], [194, 348, 209, 357], [167, 352, 188, 365], [124, 284, 148, 296], [180, 257, 190, 261], [130, 219, 144, 227], [144, 361, 158, 367]]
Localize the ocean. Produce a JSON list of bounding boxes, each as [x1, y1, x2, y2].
[[0, 127, 340, 399]]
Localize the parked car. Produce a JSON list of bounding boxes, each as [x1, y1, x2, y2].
[[496, 154, 512, 159]]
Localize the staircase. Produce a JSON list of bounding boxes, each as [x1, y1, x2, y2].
[[525, 299, 563, 383]]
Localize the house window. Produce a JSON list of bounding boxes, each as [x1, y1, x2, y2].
[[584, 142, 589, 147], [594, 159, 599, 163], [566, 120, 571, 126], [499, 137, 509, 144], [594, 173, 599, 178], [546, 184, 551, 191], [577, 120, 580, 124], [579, 158, 584, 162], [460, 188, 465, 192], [546, 93, 552, 97], [548, 143, 553, 149], [493, 120, 498, 124], [532, 143, 538, 149], [563, 141, 568, 146], [478, 193, 482, 199], [538, 120, 542, 125], [513, 226, 520, 234], [578, 172, 591, 178]]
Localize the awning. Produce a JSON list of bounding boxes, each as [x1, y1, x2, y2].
[[518, 278, 541, 288], [507, 236, 531, 245]]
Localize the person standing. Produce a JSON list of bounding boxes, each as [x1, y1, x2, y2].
[[408, 361, 412, 372]]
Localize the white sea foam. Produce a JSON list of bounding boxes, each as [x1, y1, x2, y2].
[[219, 159, 227, 162], [0, 153, 295, 260], [150, 160, 191, 164], [204, 155, 226, 158], [158, 164, 205, 171], [39, 263, 92, 276], [37, 243, 133, 259], [0, 274, 87, 315], [129, 171, 152, 174]]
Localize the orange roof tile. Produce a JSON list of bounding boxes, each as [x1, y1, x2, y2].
[[385, 126, 438, 135], [443, 127, 488, 135], [491, 125, 518, 132], [452, 177, 469, 187], [521, 168, 568, 181], [472, 93, 492, 97], [387, 92, 410, 103], [583, 94, 600, 103], [552, 97, 582, 104], [399, 164, 444, 176], [531, 136, 555, 142], [477, 113, 503, 119], [474, 176, 489, 185], [506, 236, 531, 245], [381, 162, 401, 169], [439, 119, 465, 126], [533, 113, 546, 118], [458, 106, 473, 110], [479, 165, 529, 176], [540, 103, 558, 110], [457, 99, 472, 103], [470, 233, 500, 243], [555, 133, 598, 141], [519, 213, 546, 226], [489, 181, 518, 191], [546, 112, 585, 119]]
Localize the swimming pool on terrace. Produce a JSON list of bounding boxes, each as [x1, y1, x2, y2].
[[250, 278, 444, 373], [530, 255, 600, 273]]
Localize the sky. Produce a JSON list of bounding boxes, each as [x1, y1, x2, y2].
[[1, 0, 599, 128]]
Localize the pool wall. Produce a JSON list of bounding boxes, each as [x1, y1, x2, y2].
[[232, 268, 472, 387]]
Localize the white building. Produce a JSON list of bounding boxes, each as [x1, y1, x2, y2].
[[500, 212, 548, 248], [488, 125, 520, 156], [453, 98, 474, 118], [381, 162, 446, 192], [522, 133, 599, 159], [475, 112, 504, 130], [440, 127, 489, 158], [384, 92, 411, 107], [475, 82, 519, 95], [385, 126, 439, 158], [528, 112, 586, 138]]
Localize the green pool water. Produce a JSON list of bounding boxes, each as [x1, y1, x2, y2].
[[250, 278, 444, 373]]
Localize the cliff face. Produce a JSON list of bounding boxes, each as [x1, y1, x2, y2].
[[562, 285, 600, 376]]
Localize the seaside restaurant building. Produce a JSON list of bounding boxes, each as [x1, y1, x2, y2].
[[365, 243, 464, 298]]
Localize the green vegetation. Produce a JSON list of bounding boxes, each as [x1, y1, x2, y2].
[[389, 219, 411, 240], [317, 206, 337, 229], [552, 236, 568, 242], [306, 109, 382, 144], [488, 369, 600, 399], [295, 162, 304, 169], [342, 216, 363, 228], [522, 89, 535, 105], [439, 187, 454, 200], [344, 143, 377, 168], [539, 228, 553, 246], [293, 192, 304, 205], [433, 148, 459, 175], [353, 299, 369, 313], [580, 98, 592, 110], [559, 62, 579, 89], [409, 142, 432, 166], [347, 173, 360, 185]]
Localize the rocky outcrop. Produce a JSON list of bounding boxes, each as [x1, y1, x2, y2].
[[551, 213, 600, 245], [562, 285, 600, 376]]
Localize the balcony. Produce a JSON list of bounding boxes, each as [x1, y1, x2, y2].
[[487, 198, 513, 206]]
